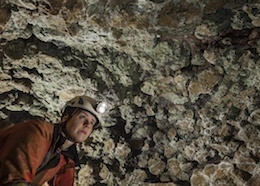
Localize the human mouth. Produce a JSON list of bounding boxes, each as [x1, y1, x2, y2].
[[80, 130, 87, 135]]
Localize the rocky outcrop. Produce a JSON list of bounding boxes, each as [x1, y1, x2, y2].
[[0, 0, 259, 185]]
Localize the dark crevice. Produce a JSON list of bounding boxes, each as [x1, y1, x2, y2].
[[0, 109, 42, 127]]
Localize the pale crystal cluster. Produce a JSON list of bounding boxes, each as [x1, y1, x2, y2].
[[0, 0, 259, 185]]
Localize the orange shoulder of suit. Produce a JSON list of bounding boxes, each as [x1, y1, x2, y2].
[[0, 119, 75, 186]]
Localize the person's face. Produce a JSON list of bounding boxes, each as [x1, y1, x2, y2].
[[63, 109, 97, 143]]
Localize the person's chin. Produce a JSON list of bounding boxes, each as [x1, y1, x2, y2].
[[74, 138, 83, 143], [75, 135, 87, 143]]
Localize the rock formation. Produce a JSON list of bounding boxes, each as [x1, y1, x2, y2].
[[0, 0, 259, 185]]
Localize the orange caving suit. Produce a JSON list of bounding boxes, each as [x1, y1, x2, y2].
[[0, 119, 78, 186]]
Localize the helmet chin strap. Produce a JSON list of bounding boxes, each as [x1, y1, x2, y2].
[[61, 127, 77, 143], [61, 108, 79, 143]]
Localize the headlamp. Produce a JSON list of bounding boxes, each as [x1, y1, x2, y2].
[[96, 101, 107, 114]]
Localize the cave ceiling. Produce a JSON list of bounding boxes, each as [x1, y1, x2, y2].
[[0, 0, 259, 185]]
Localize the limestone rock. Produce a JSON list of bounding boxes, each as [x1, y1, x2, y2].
[[0, 0, 259, 185]]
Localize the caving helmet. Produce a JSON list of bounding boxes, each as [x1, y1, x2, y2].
[[62, 96, 107, 129]]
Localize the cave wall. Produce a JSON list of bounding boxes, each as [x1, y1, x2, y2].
[[0, 0, 259, 185]]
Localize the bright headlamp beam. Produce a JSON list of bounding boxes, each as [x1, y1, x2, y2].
[[96, 101, 107, 114]]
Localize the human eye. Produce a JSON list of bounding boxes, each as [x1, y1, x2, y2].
[[90, 121, 95, 126], [79, 114, 86, 120]]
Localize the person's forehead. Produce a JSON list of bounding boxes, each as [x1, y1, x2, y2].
[[79, 110, 96, 121]]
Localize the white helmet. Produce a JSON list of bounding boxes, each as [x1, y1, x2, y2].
[[63, 96, 107, 128]]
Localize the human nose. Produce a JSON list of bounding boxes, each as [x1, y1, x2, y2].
[[83, 120, 92, 128]]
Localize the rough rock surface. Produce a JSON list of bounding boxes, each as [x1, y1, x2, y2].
[[0, 0, 259, 185]]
